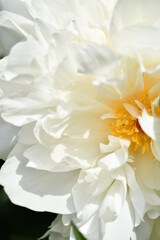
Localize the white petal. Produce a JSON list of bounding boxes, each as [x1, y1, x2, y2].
[[43, 215, 70, 240], [64, 111, 108, 140], [137, 151, 160, 191], [124, 164, 145, 226], [151, 140, 160, 161], [123, 103, 139, 118], [54, 56, 77, 90], [24, 144, 54, 171], [0, 144, 79, 214], [99, 147, 129, 170], [0, 117, 19, 159], [143, 186, 160, 206], [138, 109, 160, 142], [100, 197, 135, 240], [1, 82, 55, 126], [70, 227, 76, 240], [4, 35, 45, 80], [72, 169, 113, 222], [135, 215, 154, 240], [25, 143, 81, 172], [110, 0, 160, 51], [0, 0, 32, 19], [18, 123, 37, 145], [51, 138, 99, 169], [0, 10, 34, 56], [77, 43, 121, 75], [0, 24, 22, 57], [25, 0, 68, 27], [73, 172, 101, 220], [73, 212, 99, 240], [99, 179, 127, 222], [100, 135, 130, 153], [111, 24, 160, 53]]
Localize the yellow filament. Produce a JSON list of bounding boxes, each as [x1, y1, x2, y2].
[[109, 93, 151, 153]]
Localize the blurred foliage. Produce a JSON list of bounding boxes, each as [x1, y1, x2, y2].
[[0, 159, 56, 240]]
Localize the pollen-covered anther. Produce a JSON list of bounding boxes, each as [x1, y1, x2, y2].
[[109, 94, 151, 154]]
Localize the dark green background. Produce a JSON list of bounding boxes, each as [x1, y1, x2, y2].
[[0, 159, 56, 240]]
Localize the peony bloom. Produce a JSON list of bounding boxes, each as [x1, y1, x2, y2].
[[1, 0, 160, 239]]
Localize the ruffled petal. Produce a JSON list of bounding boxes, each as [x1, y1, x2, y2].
[[138, 109, 160, 142], [0, 144, 79, 214], [100, 197, 135, 240], [0, 117, 19, 159]]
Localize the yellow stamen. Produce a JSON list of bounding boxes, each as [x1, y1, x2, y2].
[[109, 93, 151, 154]]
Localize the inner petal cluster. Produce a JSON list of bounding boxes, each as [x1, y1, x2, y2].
[[109, 93, 152, 153]]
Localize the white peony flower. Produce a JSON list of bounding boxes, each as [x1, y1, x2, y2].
[[1, 0, 160, 240]]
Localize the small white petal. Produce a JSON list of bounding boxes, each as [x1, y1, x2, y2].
[[138, 109, 160, 142], [123, 103, 139, 118], [78, 43, 121, 75], [151, 140, 160, 161], [99, 180, 127, 222], [0, 117, 19, 159], [99, 147, 129, 170]]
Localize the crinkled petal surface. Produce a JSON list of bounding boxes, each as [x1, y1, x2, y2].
[[0, 144, 79, 214]]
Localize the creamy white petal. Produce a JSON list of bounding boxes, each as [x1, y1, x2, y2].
[[151, 140, 160, 161], [78, 43, 121, 75], [123, 103, 139, 118], [24, 144, 55, 171], [99, 179, 126, 222], [18, 123, 37, 145], [124, 164, 145, 226], [1, 83, 56, 126], [0, 117, 19, 159], [25, 142, 84, 172], [4, 35, 46, 80], [110, 0, 160, 51], [138, 109, 160, 142], [72, 169, 113, 221], [111, 24, 160, 53], [100, 197, 135, 240], [51, 138, 100, 169], [0, 0, 32, 19], [0, 144, 79, 214], [42, 215, 70, 240], [136, 151, 160, 191], [99, 147, 129, 170], [73, 212, 99, 240], [0, 10, 34, 56], [100, 135, 130, 153], [111, 0, 160, 33], [134, 214, 154, 240]]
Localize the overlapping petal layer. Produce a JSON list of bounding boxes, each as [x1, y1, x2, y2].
[[0, 0, 160, 239]]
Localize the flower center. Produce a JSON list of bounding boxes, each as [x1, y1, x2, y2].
[[109, 93, 151, 154]]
